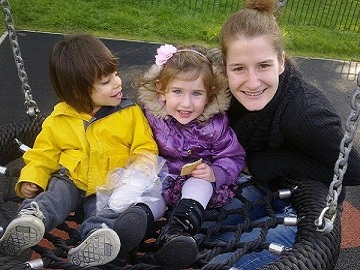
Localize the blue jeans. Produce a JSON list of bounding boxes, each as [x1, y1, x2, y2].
[[204, 176, 297, 270], [20, 173, 119, 239]]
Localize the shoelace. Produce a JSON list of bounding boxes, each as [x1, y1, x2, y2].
[[18, 201, 45, 221]]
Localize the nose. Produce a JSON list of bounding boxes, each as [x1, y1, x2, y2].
[[115, 75, 122, 90], [180, 94, 191, 107], [245, 69, 261, 90]]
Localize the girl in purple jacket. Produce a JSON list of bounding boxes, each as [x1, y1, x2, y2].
[[136, 44, 246, 269]]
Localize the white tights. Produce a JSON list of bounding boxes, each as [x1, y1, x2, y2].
[[181, 177, 213, 209]]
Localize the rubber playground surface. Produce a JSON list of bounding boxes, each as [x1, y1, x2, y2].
[[0, 30, 359, 269]]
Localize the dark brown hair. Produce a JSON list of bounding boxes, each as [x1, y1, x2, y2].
[[220, 0, 284, 64], [49, 34, 118, 113]]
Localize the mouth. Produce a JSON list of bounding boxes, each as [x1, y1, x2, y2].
[[242, 89, 265, 96], [178, 110, 192, 117], [111, 91, 122, 98]]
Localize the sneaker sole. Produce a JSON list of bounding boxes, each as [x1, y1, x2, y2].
[[0, 215, 45, 256], [68, 228, 121, 267], [154, 235, 198, 269], [113, 206, 148, 260]]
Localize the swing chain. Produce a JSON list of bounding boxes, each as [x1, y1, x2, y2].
[[1, 0, 40, 117], [275, 0, 287, 19], [315, 72, 360, 232]]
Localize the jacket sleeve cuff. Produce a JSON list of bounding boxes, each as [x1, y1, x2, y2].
[[212, 166, 229, 188]]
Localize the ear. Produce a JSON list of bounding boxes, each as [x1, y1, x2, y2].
[[155, 80, 162, 90], [279, 51, 286, 75]]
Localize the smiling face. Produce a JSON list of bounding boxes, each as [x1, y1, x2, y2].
[[90, 71, 123, 113], [225, 35, 285, 111], [160, 73, 207, 125]]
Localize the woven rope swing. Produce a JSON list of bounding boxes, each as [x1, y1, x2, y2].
[[1, 1, 360, 269]]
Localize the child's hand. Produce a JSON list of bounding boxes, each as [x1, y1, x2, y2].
[[191, 163, 216, 183], [20, 182, 39, 198]]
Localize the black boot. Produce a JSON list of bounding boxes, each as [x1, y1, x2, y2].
[[154, 198, 205, 269], [111, 203, 154, 266]]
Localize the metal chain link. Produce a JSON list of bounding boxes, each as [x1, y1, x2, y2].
[[1, 0, 40, 117], [315, 72, 360, 232], [274, 0, 287, 19]]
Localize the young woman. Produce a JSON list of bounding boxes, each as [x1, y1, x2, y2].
[[212, 0, 360, 268], [0, 34, 166, 267], [136, 44, 246, 268]]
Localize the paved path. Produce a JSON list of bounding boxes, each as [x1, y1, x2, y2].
[[1, 30, 359, 269]]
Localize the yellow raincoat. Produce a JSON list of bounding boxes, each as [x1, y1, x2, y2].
[[16, 99, 158, 198]]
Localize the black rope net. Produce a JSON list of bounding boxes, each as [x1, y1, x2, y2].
[[0, 115, 341, 270]]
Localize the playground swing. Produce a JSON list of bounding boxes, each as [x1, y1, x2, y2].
[[1, 0, 360, 269]]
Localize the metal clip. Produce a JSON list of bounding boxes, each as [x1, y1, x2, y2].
[[25, 258, 44, 269], [25, 99, 40, 118], [283, 216, 298, 226], [268, 243, 286, 255], [278, 188, 292, 199], [279, 186, 298, 199], [0, 165, 7, 175], [314, 206, 336, 233], [15, 138, 30, 152]]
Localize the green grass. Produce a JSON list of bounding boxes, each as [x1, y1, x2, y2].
[[2, 0, 359, 61]]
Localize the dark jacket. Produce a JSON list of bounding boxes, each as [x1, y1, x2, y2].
[[228, 59, 360, 193]]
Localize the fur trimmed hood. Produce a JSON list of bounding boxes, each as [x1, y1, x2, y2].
[[136, 64, 231, 121]]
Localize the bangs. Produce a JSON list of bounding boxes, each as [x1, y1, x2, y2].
[[95, 56, 119, 79]]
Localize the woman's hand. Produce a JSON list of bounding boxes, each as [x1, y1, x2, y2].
[[192, 163, 216, 183], [242, 165, 250, 174], [20, 182, 39, 198]]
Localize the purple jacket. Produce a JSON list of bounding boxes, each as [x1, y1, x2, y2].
[[136, 63, 246, 207], [145, 112, 246, 188]]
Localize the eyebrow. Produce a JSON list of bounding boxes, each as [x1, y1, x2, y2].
[[227, 59, 275, 66], [259, 59, 275, 64], [168, 87, 206, 92]]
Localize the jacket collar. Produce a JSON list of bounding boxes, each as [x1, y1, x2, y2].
[[93, 98, 135, 120], [53, 98, 135, 121]]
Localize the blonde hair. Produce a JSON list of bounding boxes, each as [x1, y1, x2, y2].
[[220, 0, 284, 64]]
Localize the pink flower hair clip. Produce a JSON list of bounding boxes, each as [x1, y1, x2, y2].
[[155, 44, 211, 69], [155, 44, 177, 68]]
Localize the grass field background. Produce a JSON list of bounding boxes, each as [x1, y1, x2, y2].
[[1, 0, 359, 61]]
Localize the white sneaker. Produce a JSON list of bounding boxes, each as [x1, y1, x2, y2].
[[0, 201, 45, 256], [68, 228, 121, 267]]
